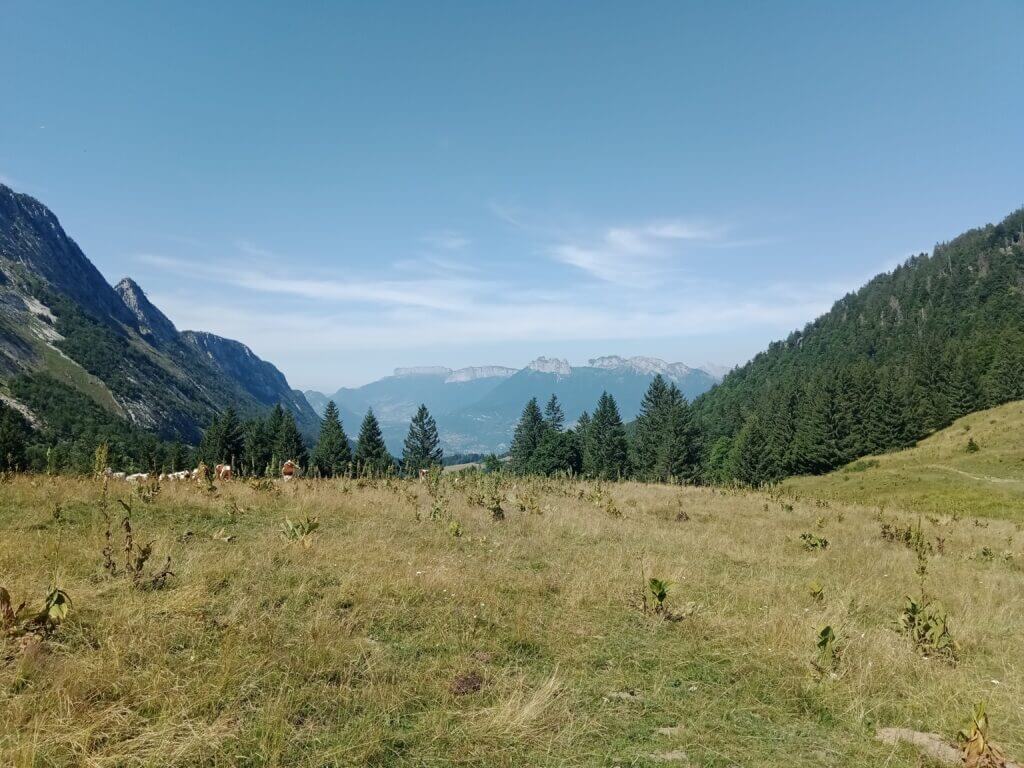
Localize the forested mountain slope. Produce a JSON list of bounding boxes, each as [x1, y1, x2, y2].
[[0, 183, 318, 454], [696, 207, 1024, 484], [783, 399, 1024, 520]]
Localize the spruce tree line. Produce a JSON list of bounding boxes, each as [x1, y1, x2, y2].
[[506, 378, 701, 481], [695, 208, 1024, 485], [198, 399, 450, 479]]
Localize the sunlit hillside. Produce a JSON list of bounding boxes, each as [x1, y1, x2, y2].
[[784, 400, 1024, 520]]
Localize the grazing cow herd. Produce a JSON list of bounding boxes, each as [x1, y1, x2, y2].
[[103, 461, 298, 483]]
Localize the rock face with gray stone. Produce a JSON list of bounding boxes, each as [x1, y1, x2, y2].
[[0, 182, 318, 443]]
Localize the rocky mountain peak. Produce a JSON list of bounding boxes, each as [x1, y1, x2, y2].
[[114, 277, 178, 345], [0, 183, 137, 328], [587, 355, 703, 380], [526, 356, 572, 375], [445, 366, 517, 383], [393, 366, 452, 378]]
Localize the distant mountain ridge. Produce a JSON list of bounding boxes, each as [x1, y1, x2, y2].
[[0, 183, 318, 443], [307, 356, 720, 453]]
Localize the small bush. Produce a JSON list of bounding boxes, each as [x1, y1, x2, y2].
[[800, 533, 829, 551]]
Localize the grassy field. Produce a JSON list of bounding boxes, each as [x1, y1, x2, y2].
[[784, 400, 1024, 520], [1, 472, 1022, 767]]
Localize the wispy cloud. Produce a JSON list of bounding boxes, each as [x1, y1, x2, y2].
[[136, 253, 487, 311], [422, 230, 470, 251], [549, 218, 724, 285], [134, 217, 876, 388]]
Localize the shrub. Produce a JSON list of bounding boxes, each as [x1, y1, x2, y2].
[[800, 533, 829, 551], [899, 595, 956, 659]]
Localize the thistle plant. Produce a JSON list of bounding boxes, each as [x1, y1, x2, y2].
[[899, 595, 956, 660], [812, 625, 841, 676], [280, 515, 320, 546], [648, 578, 671, 614]]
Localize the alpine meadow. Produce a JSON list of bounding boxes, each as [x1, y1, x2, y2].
[[2, 3, 1024, 767]]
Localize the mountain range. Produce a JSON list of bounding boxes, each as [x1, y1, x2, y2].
[[306, 356, 719, 454], [0, 183, 319, 444]]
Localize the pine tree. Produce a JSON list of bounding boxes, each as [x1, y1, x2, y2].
[[509, 398, 547, 474], [575, 410, 595, 477], [946, 350, 979, 420], [0, 403, 29, 471], [199, 407, 244, 466], [632, 375, 670, 480], [243, 417, 273, 476], [588, 392, 630, 480], [791, 376, 845, 475], [402, 404, 442, 474], [166, 441, 189, 473], [266, 404, 286, 473], [354, 409, 393, 476], [528, 429, 579, 476], [276, 410, 308, 468], [661, 383, 700, 482], [632, 377, 699, 482], [760, 384, 798, 479], [312, 401, 352, 477], [544, 394, 565, 431], [866, 368, 912, 452], [729, 411, 775, 485], [982, 333, 1024, 406]]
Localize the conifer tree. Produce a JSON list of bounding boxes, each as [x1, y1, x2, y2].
[[312, 401, 352, 477], [243, 417, 272, 476], [633, 375, 670, 479], [865, 368, 911, 452], [200, 406, 244, 466], [0, 403, 29, 471], [588, 392, 629, 480], [509, 398, 547, 474], [276, 409, 308, 468], [266, 404, 286, 473], [946, 350, 979, 420], [633, 377, 699, 482], [791, 376, 845, 475], [575, 410, 595, 477], [760, 384, 798, 479], [544, 394, 565, 431], [402, 404, 443, 474], [166, 441, 189, 473], [982, 333, 1024, 406], [661, 383, 700, 482], [354, 409, 393, 476], [729, 411, 775, 485]]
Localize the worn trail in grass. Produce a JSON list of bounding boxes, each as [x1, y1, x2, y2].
[[785, 400, 1024, 520], [1, 474, 1022, 766]]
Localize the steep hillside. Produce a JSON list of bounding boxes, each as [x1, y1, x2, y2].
[[784, 400, 1024, 520], [696, 207, 1024, 485], [0, 183, 317, 444], [181, 331, 320, 438]]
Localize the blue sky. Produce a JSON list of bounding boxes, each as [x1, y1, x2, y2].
[[2, 2, 1022, 389]]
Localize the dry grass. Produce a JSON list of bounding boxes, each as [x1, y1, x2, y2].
[[785, 400, 1024, 519], [1, 472, 1022, 767]]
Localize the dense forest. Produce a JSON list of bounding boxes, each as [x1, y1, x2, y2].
[[693, 207, 1024, 484]]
